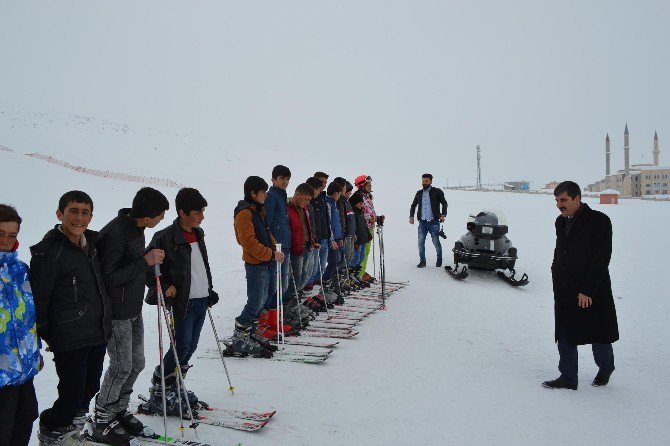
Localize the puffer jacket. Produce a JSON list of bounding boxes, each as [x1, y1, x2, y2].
[[96, 209, 150, 320], [265, 186, 291, 252], [287, 202, 314, 256], [0, 251, 41, 387], [29, 227, 111, 353], [233, 200, 277, 265], [325, 195, 343, 242]]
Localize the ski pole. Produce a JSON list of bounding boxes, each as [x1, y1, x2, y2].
[[155, 266, 199, 436], [207, 308, 235, 395], [372, 227, 377, 279], [154, 267, 169, 446], [168, 308, 185, 435], [275, 244, 285, 347]]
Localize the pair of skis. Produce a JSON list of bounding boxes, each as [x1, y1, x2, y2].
[[136, 395, 275, 432]]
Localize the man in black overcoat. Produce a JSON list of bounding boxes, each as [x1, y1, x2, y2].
[[543, 181, 619, 390]]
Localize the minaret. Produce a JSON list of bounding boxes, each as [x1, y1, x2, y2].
[[622, 124, 631, 196], [606, 133, 611, 176], [653, 131, 660, 166], [624, 124, 630, 176]]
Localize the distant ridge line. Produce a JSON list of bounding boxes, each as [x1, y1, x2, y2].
[[23, 151, 184, 188]]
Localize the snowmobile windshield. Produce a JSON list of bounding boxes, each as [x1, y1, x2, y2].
[[468, 209, 508, 227]]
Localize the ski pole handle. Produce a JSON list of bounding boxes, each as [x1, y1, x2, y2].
[[154, 264, 161, 278], [275, 243, 282, 252]]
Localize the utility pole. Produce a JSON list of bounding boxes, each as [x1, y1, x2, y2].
[[476, 145, 482, 189]]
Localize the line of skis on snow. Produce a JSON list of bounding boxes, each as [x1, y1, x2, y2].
[[196, 281, 408, 364], [71, 281, 410, 446]]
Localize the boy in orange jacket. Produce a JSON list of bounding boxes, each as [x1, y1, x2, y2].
[[229, 176, 284, 357]]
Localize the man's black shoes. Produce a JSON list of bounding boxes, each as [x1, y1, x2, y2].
[[436, 258, 442, 267], [592, 371, 612, 387], [542, 376, 577, 390], [417, 261, 426, 268]]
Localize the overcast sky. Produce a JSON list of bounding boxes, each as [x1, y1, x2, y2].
[[1, 0, 668, 187]]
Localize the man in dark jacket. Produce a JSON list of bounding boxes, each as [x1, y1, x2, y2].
[[146, 188, 219, 408], [92, 188, 168, 444], [543, 181, 618, 390], [409, 173, 448, 267], [265, 165, 292, 312], [29, 191, 112, 444]]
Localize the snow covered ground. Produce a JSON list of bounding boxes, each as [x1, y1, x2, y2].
[[2, 132, 669, 445]]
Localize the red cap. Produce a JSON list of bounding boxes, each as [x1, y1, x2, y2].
[[355, 175, 371, 189]]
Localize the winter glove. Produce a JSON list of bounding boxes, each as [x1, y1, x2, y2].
[[209, 290, 220, 307]]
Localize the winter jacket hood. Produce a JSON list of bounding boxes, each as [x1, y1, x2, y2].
[[0, 251, 41, 387]]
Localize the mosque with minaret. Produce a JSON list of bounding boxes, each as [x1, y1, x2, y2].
[[587, 125, 669, 197]]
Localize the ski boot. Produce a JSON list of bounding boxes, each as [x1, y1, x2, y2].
[[138, 384, 199, 419], [88, 404, 131, 446], [251, 318, 279, 351], [37, 420, 78, 446], [227, 319, 273, 358], [116, 410, 149, 437]]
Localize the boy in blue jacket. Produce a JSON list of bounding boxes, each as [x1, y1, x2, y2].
[[264, 165, 291, 312], [0, 204, 41, 446]]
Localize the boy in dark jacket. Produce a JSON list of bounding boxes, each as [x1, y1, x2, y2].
[[93, 188, 168, 444], [304, 176, 328, 288], [146, 188, 219, 413], [29, 191, 112, 445], [264, 165, 291, 312], [322, 181, 343, 282], [230, 176, 283, 357], [349, 191, 371, 270]]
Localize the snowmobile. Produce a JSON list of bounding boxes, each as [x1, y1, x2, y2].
[[444, 210, 529, 286]]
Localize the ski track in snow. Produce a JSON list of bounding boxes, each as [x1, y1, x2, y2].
[[2, 132, 669, 445]]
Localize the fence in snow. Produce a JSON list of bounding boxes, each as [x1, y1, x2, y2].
[[24, 152, 184, 188]]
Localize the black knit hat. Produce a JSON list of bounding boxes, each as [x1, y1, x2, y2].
[[349, 191, 364, 207], [130, 187, 170, 218]]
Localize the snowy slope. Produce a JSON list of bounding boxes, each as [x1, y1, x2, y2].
[[2, 141, 669, 445]]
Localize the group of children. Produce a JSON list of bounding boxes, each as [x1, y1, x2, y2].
[[228, 167, 379, 357], [0, 168, 379, 446]]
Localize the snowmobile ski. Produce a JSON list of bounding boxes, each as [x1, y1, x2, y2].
[[444, 264, 469, 280]]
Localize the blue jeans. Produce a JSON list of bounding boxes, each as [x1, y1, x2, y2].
[[418, 220, 442, 262], [162, 297, 208, 376], [323, 245, 341, 281], [557, 321, 615, 384], [308, 239, 329, 285], [287, 247, 311, 298], [349, 244, 366, 269], [266, 252, 290, 309], [236, 263, 272, 325]]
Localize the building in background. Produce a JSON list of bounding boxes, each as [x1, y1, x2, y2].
[[587, 126, 669, 197], [503, 181, 530, 191]]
